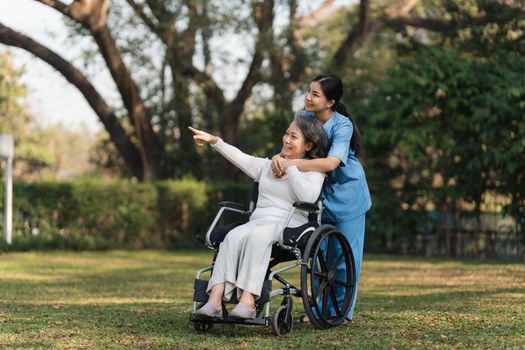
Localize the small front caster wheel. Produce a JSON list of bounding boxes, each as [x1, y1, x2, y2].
[[193, 320, 213, 332], [272, 305, 293, 336]]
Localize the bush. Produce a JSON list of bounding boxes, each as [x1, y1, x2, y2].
[[0, 178, 251, 251]]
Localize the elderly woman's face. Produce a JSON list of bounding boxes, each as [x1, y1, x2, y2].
[[282, 121, 312, 159]]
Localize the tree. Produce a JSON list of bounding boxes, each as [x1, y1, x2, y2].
[[1, 0, 521, 181], [363, 47, 525, 257], [1, 0, 275, 180]]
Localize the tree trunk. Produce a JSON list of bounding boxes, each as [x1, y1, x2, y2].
[[0, 23, 144, 180], [89, 25, 165, 180]]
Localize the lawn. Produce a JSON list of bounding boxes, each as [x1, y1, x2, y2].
[[0, 250, 524, 349]]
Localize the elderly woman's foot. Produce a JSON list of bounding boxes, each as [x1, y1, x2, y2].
[[195, 303, 222, 318], [230, 303, 256, 319]]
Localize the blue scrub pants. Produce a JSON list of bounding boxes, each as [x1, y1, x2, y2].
[[326, 214, 366, 321]]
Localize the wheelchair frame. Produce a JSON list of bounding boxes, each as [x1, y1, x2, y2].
[[190, 182, 356, 335]]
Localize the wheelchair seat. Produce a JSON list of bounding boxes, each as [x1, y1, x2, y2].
[[207, 221, 319, 250]]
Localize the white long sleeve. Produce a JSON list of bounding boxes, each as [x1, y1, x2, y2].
[[286, 165, 324, 203], [211, 138, 267, 181], [211, 138, 324, 227]]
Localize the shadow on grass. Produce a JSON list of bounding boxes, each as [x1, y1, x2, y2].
[[364, 285, 524, 306]]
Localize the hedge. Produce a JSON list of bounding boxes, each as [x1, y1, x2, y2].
[[0, 178, 251, 251]]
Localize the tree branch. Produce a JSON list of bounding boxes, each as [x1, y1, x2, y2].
[[298, 0, 336, 26], [0, 22, 144, 179], [385, 7, 525, 33], [222, 0, 274, 144], [333, 0, 525, 66], [149, 0, 181, 43], [145, 0, 173, 24], [34, 0, 68, 13], [183, 66, 226, 106], [333, 0, 375, 66], [34, 0, 165, 179], [125, 0, 158, 33]]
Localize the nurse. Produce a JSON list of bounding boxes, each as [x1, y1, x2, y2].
[[271, 74, 372, 321]]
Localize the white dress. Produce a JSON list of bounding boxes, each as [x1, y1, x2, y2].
[[207, 139, 324, 299]]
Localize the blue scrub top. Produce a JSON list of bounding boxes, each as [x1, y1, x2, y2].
[[301, 111, 372, 222]]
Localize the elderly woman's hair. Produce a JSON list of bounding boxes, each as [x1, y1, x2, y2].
[[293, 114, 328, 159]]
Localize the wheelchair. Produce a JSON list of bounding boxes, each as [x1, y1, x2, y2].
[[190, 182, 356, 336]]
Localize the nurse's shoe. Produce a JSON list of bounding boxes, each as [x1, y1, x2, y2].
[[230, 303, 256, 319], [194, 303, 222, 318]]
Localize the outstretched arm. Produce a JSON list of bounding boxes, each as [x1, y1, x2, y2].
[[188, 126, 219, 145], [188, 126, 266, 180]]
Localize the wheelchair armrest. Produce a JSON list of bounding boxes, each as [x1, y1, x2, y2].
[[218, 201, 249, 213], [293, 201, 319, 213], [204, 202, 252, 248]]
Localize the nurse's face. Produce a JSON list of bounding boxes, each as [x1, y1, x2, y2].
[[305, 81, 334, 113], [282, 121, 312, 159]]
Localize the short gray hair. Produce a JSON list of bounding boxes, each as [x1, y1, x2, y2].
[[293, 114, 328, 159]]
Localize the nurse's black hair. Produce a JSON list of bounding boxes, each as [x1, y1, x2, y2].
[[293, 114, 328, 159], [311, 74, 363, 156]]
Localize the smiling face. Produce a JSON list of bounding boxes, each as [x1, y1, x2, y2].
[[305, 81, 335, 113], [282, 121, 313, 159]]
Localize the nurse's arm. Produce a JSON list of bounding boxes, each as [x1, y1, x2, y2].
[[287, 156, 341, 173]]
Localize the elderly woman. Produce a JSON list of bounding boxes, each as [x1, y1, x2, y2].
[[189, 114, 328, 319]]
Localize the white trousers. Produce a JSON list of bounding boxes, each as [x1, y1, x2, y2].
[[207, 219, 281, 300]]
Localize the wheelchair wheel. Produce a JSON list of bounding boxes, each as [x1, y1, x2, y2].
[[193, 320, 213, 332], [300, 224, 356, 330], [272, 305, 293, 336]]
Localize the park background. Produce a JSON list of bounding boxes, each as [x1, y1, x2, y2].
[[1, 0, 523, 259], [0, 1, 524, 348]]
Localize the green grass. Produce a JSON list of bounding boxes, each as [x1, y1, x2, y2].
[[0, 251, 524, 349]]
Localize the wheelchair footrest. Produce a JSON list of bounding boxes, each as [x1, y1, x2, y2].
[[190, 313, 269, 326], [193, 278, 272, 306]]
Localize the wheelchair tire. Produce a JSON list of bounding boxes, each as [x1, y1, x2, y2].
[[192, 320, 213, 332], [272, 305, 293, 336], [300, 224, 356, 330]]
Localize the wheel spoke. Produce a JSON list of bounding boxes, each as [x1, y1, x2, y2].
[[313, 271, 328, 279], [326, 234, 334, 270], [316, 252, 329, 272], [321, 285, 330, 319], [313, 279, 328, 300], [328, 285, 341, 317], [334, 279, 353, 288], [333, 248, 345, 268]]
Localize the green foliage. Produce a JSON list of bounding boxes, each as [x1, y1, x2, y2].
[[443, 0, 525, 56], [0, 51, 55, 172], [0, 179, 251, 251], [1, 51, 95, 179], [67, 179, 159, 249], [361, 46, 525, 253], [154, 178, 209, 247]]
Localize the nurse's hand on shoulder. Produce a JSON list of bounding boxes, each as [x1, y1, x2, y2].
[[188, 126, 219, 146]]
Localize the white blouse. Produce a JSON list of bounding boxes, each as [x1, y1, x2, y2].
[[212, 138, 324, 227]]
